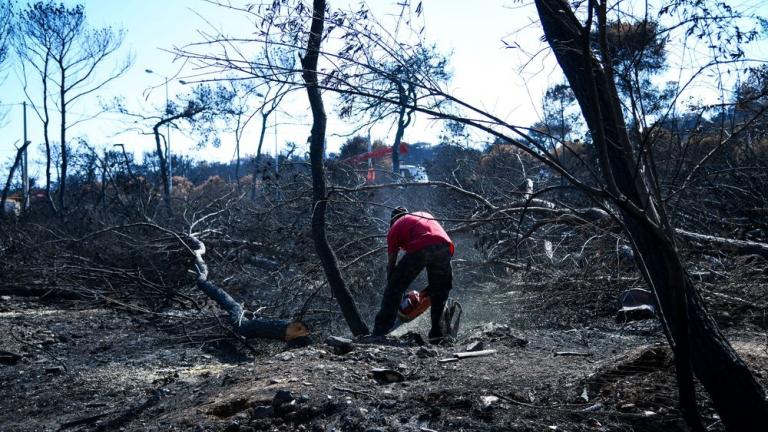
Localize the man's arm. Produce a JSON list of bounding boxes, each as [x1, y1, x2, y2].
[[387, 252, 398, 281]]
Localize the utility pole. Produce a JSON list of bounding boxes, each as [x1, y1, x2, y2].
[[22, 101, 29, 210], [367, 127, 373, 169], [366, 127, 374, 183]]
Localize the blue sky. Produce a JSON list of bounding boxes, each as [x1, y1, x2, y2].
[[1, 0, 767, 179], [0, 0, 554, 176]]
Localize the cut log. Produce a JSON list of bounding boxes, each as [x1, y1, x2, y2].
[[237, 316, 308, 341], [285, 322, 310, 341]]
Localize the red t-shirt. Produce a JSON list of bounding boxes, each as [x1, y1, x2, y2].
[[387, 212, 454, 255]]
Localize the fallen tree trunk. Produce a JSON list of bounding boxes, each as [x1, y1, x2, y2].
[[0, 285, 86, 300], [674, 228, 768, 259], [481, 199, 768, 260], [190, 236, 309, 342]]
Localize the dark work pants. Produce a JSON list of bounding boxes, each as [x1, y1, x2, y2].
[[372, 243, 453, 339]]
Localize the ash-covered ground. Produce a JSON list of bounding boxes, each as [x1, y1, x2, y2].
[[2, 279, 766, 432]]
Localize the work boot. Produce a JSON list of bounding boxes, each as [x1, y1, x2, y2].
[[428, 329, 451, 346]]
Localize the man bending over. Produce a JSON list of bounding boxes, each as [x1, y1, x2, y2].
[[372, 207, 454, 343]]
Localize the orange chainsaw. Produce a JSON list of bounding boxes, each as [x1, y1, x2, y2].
[[398, 288, 431, 322]]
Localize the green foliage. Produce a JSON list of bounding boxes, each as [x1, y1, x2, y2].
[[328, 2, 451, 132], [335, 42, 451, 125], [530, 83, 581, 147], [596, 20, 667, 75], [659, 0, 763, 61], [170, 83, 236, 149], [735, 65, 768, 114], [337, 135, 385, 160], [438, 120, 469, 146], [732, 65, 768, 154], [591, 19, 673, 121]]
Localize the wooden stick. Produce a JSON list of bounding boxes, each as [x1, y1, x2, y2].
[[453, 349, 497, 359]]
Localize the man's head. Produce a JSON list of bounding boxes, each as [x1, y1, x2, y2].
[[390, 206, 408, 226]]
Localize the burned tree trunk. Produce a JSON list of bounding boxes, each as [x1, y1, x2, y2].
[[152, 122, 172, 211], [300, 0, 369, 336], [535, 0, 768, 430], [1, 140, 31, 217], [153, 111, 199, 212], [59, 67, 68, 214], [392, 81, 407, 176], [251, 113, 269, 201]]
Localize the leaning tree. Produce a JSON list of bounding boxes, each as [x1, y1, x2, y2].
[[533, 1, 768, 430], [112, 83, 235, 211]]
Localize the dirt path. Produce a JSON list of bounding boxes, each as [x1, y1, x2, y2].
[[1, 296, 766, 431]]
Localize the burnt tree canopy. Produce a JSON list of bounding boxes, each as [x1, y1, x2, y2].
[[15, 1, 131, 214]]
